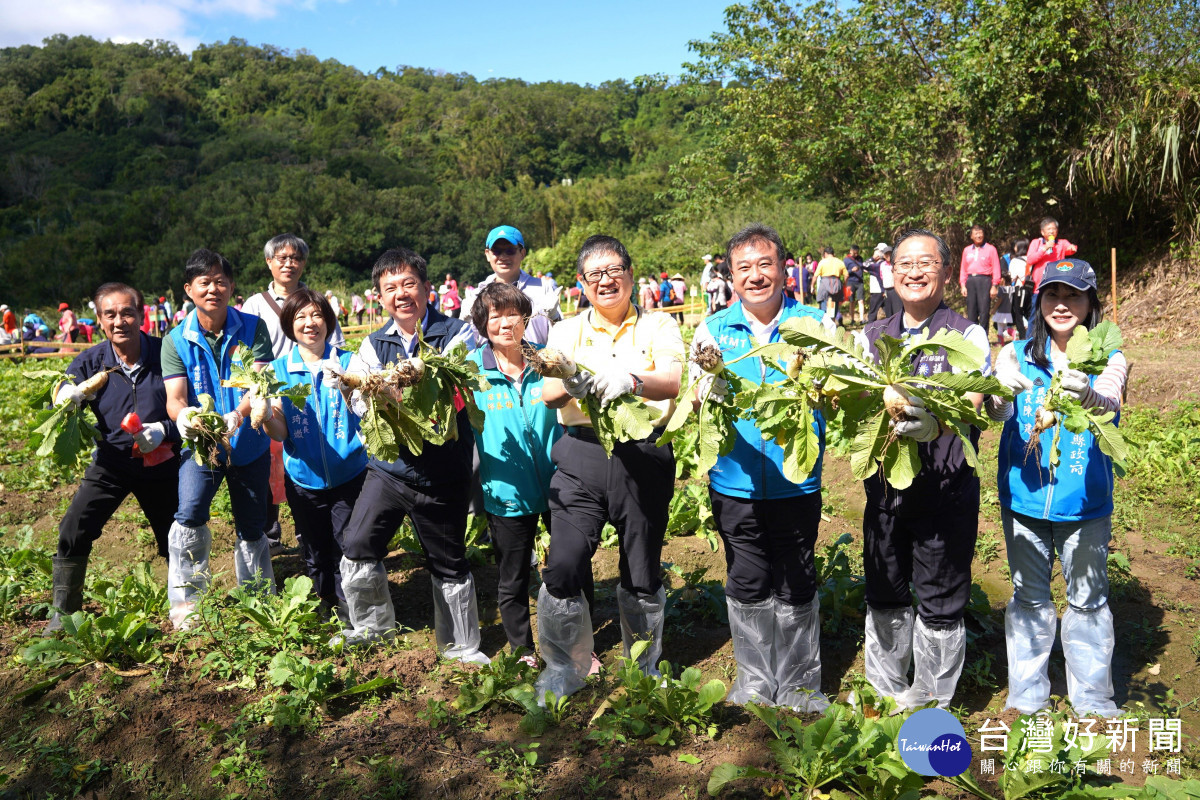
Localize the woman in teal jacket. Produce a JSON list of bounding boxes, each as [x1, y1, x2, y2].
[[467, 282, 560, 664], [263, 288, 368, 619]]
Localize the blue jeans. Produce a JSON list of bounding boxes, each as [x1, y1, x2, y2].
[[1002, 509, 1110, 611], [176, 450, 271, 542]]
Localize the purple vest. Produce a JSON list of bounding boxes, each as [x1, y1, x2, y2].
[[862, 303, 981, 517]]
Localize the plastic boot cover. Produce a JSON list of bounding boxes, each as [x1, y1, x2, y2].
[[903, 616, 966, 710], [44, 555, 88, 636], [774, 595, 830, 712], [431, 575, 490, 666], [233, 537, 276, 594], [332, 557, 398, 648], [534, 584, 594, 705], [1004, 599, 1057, 714], [725, 596, 776, 705], [1062, 604, 1122, 717], [864, 605, 914, 702], [167, 522, 211, 629], [617, 585, 666, 677]]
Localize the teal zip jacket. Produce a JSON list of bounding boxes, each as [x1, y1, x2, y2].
[[468, 344, 561, 517]]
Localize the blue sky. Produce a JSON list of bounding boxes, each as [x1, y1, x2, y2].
[[1, 0, 734, 85]]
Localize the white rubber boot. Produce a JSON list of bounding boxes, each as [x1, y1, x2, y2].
[[774, 595, 829, 712], [864, 605, 914, 704], [1005, 599, 1056, 714], [725, 596, 776, 705], [167, 522, 211, 630], [617, 585, 666, 677], [431, 574, 490, 666], [534, 584, 594, 705], [331, 557, 397, 648]]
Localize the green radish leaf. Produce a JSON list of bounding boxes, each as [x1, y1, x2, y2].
[[900, 328, 987, 372], [1065, 325, 1094, 367], [915, 370, 1009, 397], [882, 437, 920, 489], [1087, 413, 1128, 474], [850, 412, 889, 480], [780, 406, 820, 484]]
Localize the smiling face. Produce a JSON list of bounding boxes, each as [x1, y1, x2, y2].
[[970, 227, 985, 245], [97, 291, 142, 346], [580, 251, 633, 313], [1039, 282, 1092, 341], [378, 266, 429, 332], [267, 246, 306, 290], [729, 238, 785, 319], [485, 240, 525, 283], [291, 302, 329, 351], [892, 235, 949, 311], [184, 269, 234, 317], [1041, 221, 1058, 241]]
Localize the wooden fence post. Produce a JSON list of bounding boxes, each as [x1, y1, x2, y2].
[[1110, 248, 1118, 325]]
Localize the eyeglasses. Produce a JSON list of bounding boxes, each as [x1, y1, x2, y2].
[[582, 266, 628, 284], [893, 259, 942, 275], [274, 255, 304, 264]]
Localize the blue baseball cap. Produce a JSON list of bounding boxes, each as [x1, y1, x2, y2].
[[486, 225, 525, 250], [1039, 257, 1097, 291]]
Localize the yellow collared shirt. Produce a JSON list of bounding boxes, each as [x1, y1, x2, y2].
[[547, 303, 685, 428]]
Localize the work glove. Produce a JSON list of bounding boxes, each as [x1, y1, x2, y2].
[[54, 381, 87, 408], [176, 407, 203, 441], [222, 410, 244, 433], [994, 346, 1033, 397], [563, 372, 593, 402], [133, 421, 167, 453], [591, 368, 636, 408], [890, 396, 940, 443], [1058, 368, 1092, 403], [320, 359, 347, 389], [534, 287, 562, 315], [697, 373, 728, 404], [348, 389, 368, 417]]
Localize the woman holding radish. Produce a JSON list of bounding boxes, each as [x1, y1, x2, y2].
[[261, 288, 368, 621], [987, 257, 1127, 717]]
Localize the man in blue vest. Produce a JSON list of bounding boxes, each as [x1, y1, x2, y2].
[[328, 247, 487, 664], [859, 229, 991, 710], [690, 224, 832, 711], [163, 249, 277, 629]]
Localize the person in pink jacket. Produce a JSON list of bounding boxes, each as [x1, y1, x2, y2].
[[959, 224, 1002, 329], [1025, 217, 1078, 290]]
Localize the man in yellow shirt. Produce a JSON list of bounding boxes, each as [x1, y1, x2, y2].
[[811, 246, 848, 319], [535, 234, 684, 701]]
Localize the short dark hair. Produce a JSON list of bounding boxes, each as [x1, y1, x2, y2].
[[725, 223, 786, 264], [1013, 238, 1030, 258], [892, 229, 952, 275], [184, 248, 234, 283], [372, 247, 428, 290], [279, 287, 336, 344], [822, 246, 834, 256], [969, 224, 986, 235], [576, 235, 631, 275], [93, 282, 143, 316], [470, 281, 532, 336], [849, 244, 860, 254], [264, 233, 309, 261]]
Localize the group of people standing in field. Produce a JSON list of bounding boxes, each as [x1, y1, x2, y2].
[[47, 220, 1125, 718]]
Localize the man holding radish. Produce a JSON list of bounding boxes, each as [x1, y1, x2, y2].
[[859, 229, 991, 710], [46, 283, 182, 633]]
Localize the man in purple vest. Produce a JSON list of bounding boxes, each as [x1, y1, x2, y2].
[[859, 229, 991, 711]]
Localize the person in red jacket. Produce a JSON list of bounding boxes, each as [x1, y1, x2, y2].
[[1025, 217, 1078, 290]]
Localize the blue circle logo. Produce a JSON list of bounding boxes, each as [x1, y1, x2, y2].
[[897, 708, 972, 776]]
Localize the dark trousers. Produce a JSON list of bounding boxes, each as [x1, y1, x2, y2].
[[489, 512, 541, 650], [965, 274, 993, 329], [340, 466, 470, 582], [863, 499, 978, 628], [883, 288, 902, 317], [543, 430, 673, 601], [285, 470, 366, 605], [1012, 284, 1031, 339], [867, 292, 886, 322], [711, 489, 821, 605], [58, 459, 180, 559]]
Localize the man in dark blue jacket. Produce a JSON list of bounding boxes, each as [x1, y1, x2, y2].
[[48, 283, 181, 632], [330, 247, 487, 664]]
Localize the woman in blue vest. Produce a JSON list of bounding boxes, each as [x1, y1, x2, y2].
[[466, 282, 560, 666], [987, 257, 1127, 717], [262, 288, 367, 620]]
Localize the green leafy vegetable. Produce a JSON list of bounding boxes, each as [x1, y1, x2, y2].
[[24, 368, 109, 471]]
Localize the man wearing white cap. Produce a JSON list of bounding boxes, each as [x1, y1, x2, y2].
[[461, 225, 561, 346], [865, 243, 894, 322]]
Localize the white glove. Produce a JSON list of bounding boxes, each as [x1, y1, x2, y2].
[[320, 359, 346, 390], [994, 346, 1033, 397], [535, 287, 562, 315], [698, 373, 728, 404], [177, 407, 202, 441], [592, 368, 636, 408], [348, 389, 367, 417], [133, 421, 166, 453], [563, 372, 593, 401], [1059, 368, 1091, 402], [54, 382, 87, 408], [222, 410, 244, 433], [891, 396, 940, 443]]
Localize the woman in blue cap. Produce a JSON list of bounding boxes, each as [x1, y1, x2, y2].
[[986, 257, 1128, 717]]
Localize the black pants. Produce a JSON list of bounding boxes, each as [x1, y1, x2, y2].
[[543, 430, 673, 601], [711, 489, 822, 605], [867, 292, 886, 322], [340, 466, 471, 582], [883, 288, 902, 317], [285, 470, 366, 604], [58, 458, 179, 559], [489, 512, 541, 650], [1012, 283, 1031, 339], [862, 499, 978, 627], [965, 275, 993, 329]]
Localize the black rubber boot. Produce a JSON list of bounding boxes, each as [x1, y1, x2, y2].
[[44, 555, 88, 636]]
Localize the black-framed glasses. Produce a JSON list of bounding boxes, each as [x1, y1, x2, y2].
[[582, 266, 628, 284]]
